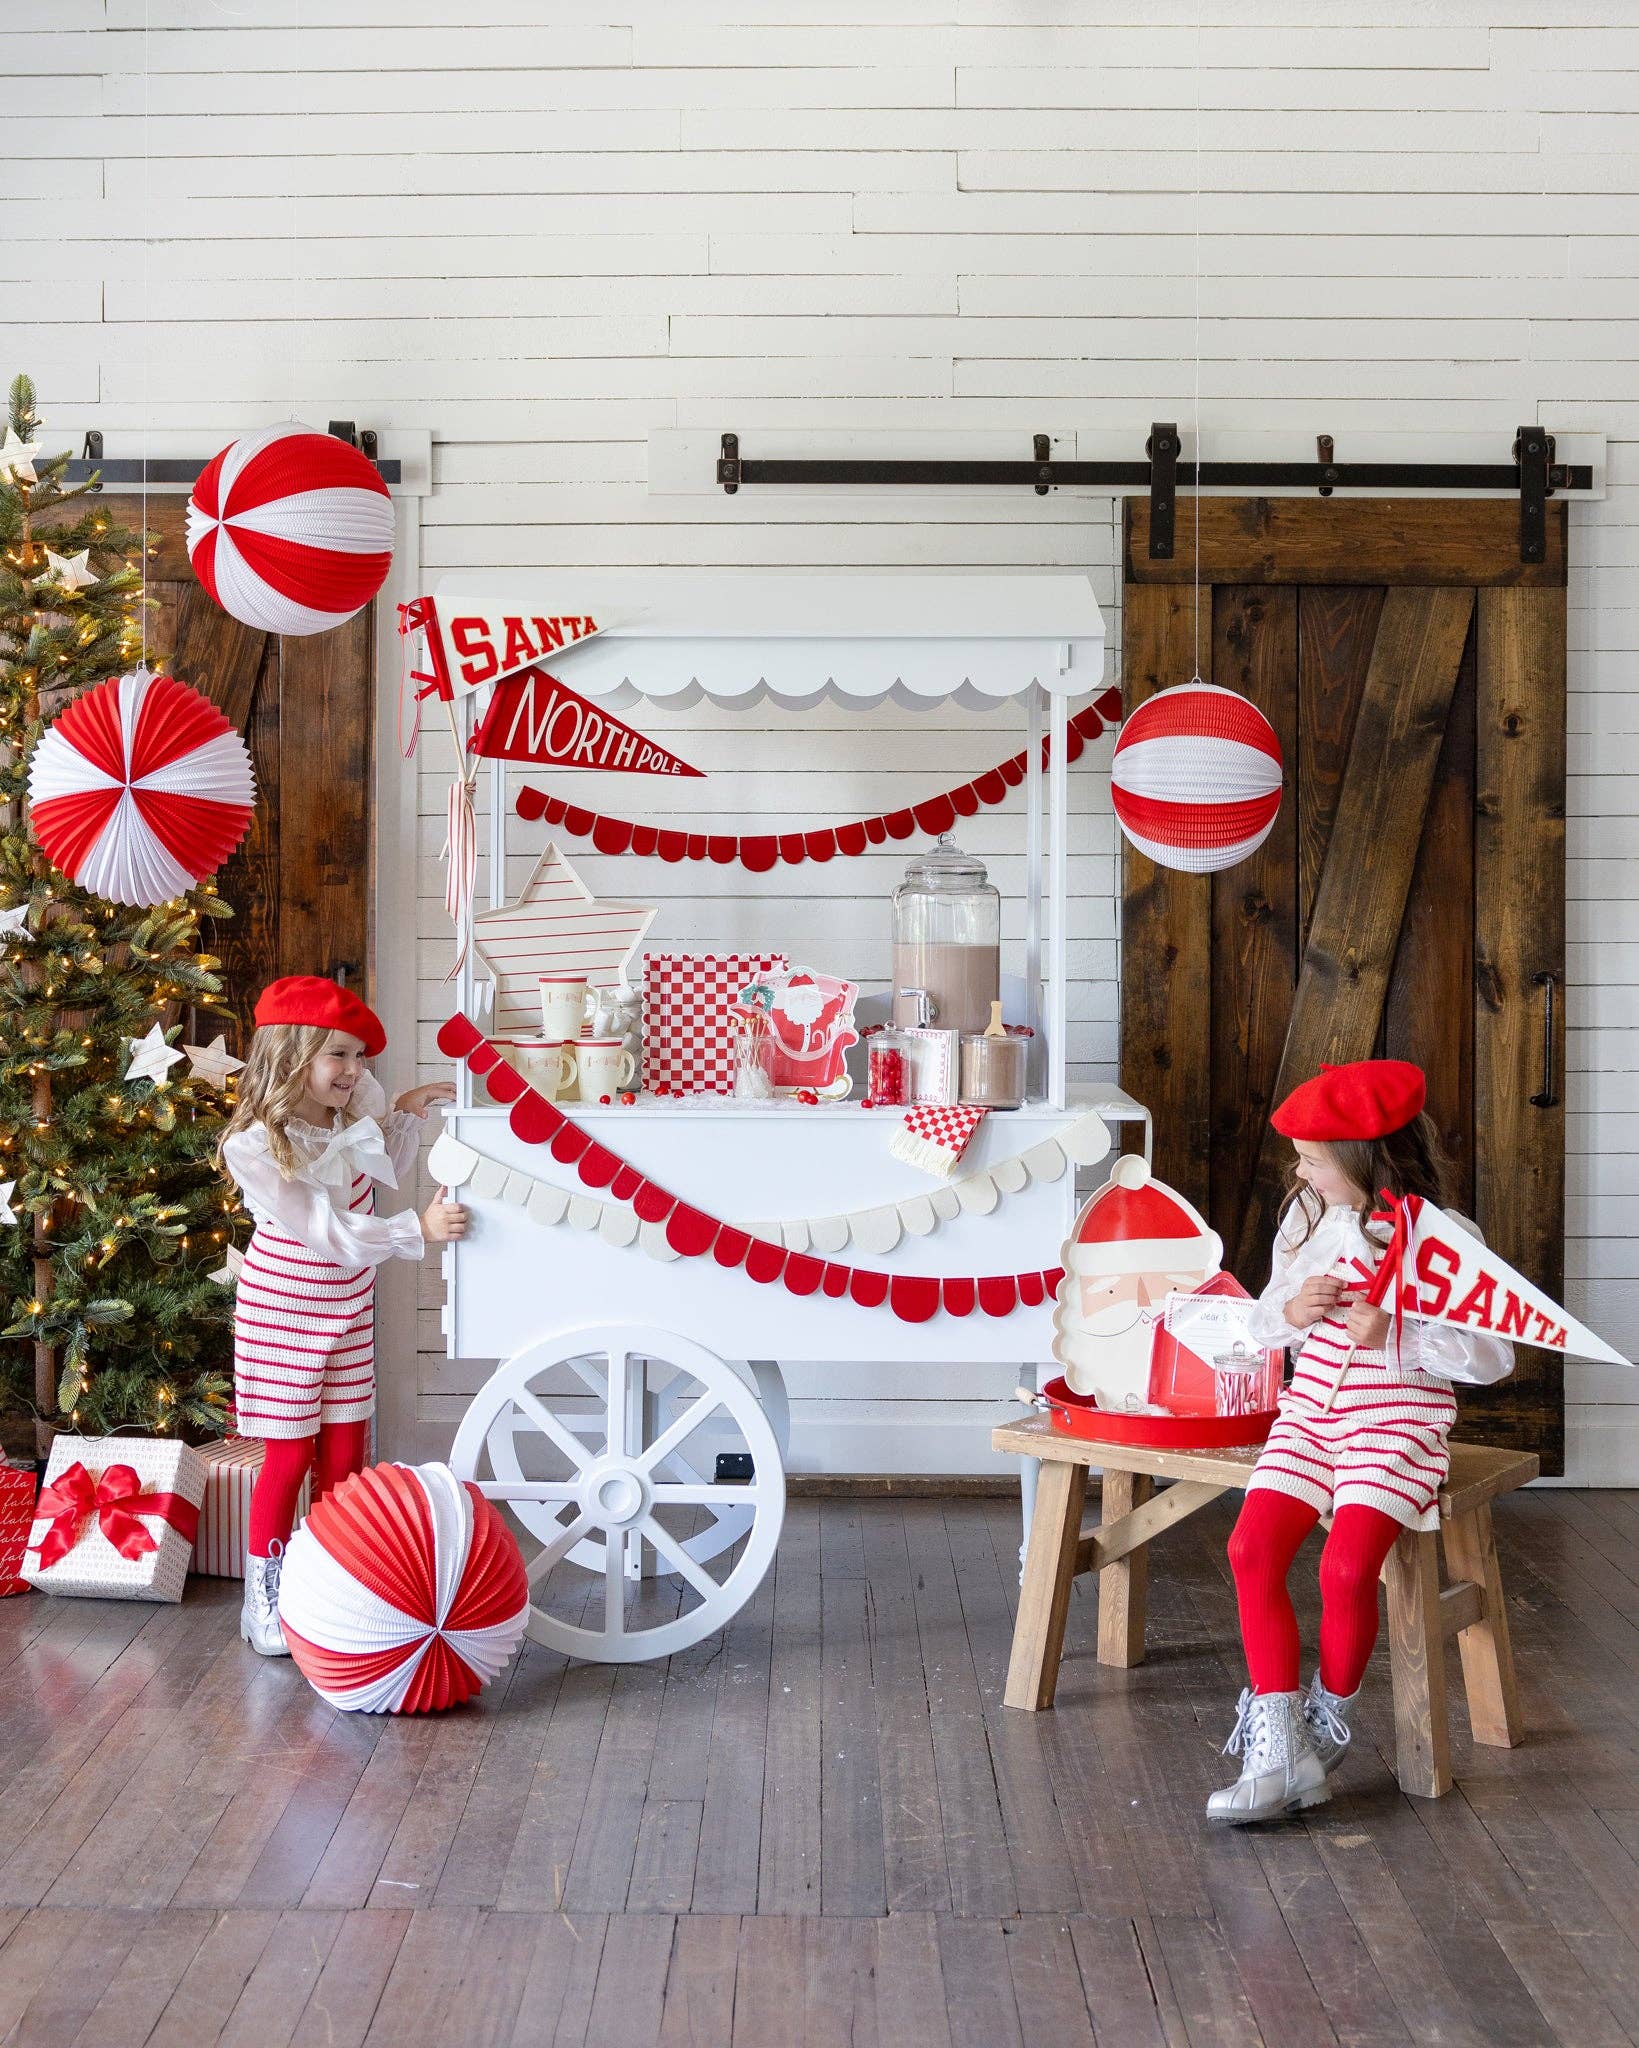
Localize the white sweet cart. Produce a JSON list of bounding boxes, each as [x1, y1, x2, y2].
[[423, 574, 1149, 1663]]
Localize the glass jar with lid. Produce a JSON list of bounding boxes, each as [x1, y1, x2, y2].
[[891, 834, 1001, 1038]]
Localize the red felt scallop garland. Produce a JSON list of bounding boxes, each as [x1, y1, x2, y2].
[[513, 692, 1121, 865], [447, 1015, 1064, 1323]]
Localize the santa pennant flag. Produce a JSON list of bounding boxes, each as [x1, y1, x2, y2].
[[470, 665, 703, 778], [399, 596, 602, 698], [1387, 1198, 1632, 1368]]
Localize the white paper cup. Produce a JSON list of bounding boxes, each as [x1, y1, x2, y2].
[[514, 1039, 579, 1101], [576, 1038, 636, 1102], [538, 975, 590, 1042]]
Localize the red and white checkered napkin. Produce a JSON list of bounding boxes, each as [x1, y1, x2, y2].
[[642, 952, 788, 1095], [889, 1102, 988, 1179]]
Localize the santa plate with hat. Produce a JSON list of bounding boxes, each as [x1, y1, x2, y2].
[[1052, 1156, 1224, 1411]]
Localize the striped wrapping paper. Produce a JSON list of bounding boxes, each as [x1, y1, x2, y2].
[[193, 1436, 312, 1578], [0, 1461, 37, 1596]]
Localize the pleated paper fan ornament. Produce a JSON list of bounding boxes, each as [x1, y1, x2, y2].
[[277, 1462, 530, 1714], [27, 667, 256, 906], [1110, 680, 1284, 874], [186, 421, 394, 636]]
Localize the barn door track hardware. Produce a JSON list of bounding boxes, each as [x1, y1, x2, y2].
[[67, 423, 400, 490], [715, 426, 1590, 563]]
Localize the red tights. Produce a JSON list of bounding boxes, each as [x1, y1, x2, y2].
[[1227, 1489, 1402, 1697], [247, 1422, 369, 1559]]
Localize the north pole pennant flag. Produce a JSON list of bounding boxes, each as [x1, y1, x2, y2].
[[470, 665, 703, 778], [1381, 1196, 1632, 1368]]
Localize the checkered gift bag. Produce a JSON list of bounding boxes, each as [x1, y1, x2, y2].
[[889, 1103, 989, 1179], [642, 953, 787, 1095]]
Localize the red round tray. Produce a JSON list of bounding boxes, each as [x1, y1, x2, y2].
[[1039, 1376, 1277, 1450]]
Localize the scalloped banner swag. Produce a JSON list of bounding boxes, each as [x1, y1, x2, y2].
[[514, 688, 1124, 868], [437, 1014, 1068, 1323]]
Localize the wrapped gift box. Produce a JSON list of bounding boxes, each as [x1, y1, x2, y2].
[[0, 1459, 37, 1597], [22, 1435, 206, 1603], [193, 1436, 310, 1578]]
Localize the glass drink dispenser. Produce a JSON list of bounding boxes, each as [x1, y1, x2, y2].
[[891, 835, 1001, 1039]]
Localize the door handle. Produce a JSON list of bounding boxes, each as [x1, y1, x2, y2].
[[1529, 970, 1559, 1109]]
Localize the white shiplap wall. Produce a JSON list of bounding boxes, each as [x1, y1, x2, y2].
[[17, 0, 1639, 1479]]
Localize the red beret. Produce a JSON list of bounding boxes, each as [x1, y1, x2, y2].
[[253, 975, 385, 1057], [1271, 1059, 1426, 1142]]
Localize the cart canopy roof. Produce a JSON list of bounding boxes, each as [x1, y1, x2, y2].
[[426, 571, 1106, 709]]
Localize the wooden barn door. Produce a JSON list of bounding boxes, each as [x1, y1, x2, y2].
[[91, 496, 375, 1039], [1119, 498, 1567, 1468]]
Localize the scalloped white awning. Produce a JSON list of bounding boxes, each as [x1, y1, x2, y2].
[[426, 571, 1106, 709]]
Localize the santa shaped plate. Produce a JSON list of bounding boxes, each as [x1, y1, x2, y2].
[[1039, 1376, 1277, 1450]]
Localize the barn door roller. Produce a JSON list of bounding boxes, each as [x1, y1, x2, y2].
[[715, 429, 1589, 562]]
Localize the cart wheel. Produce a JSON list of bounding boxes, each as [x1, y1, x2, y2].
[[449, 1322, 786, 1664]]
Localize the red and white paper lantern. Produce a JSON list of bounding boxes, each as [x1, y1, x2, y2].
[[1110, 681, 1284, 873], [277, 1461, 530, 1714], [27, 667, 256, 905], [186, 421, 394, 636]]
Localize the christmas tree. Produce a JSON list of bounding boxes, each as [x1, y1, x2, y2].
[[0, 373, 239, 1454]]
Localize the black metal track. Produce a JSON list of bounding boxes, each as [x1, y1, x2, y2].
[[718, 455, 1592, 492], [58, 457, 402, 486]]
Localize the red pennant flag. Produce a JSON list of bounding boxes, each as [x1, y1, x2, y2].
[[470, 665, 704, 779]]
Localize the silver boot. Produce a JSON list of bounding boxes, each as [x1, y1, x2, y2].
[[1206, 1688, 1330, 1825], [1302, 1672, 1359, 1775], [239, 1544, 289, 1657]]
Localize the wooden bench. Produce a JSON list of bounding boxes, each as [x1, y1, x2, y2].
[[992, 1416, 1538, 1799]]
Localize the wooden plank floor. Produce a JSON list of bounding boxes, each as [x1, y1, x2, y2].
[[2, 1491, 1638, 2045]]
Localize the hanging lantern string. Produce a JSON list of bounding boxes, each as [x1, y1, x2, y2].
[[1190, 18, 1204, 687]]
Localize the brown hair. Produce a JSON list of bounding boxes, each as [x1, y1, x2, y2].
[[1281, 1110, 1453, 1252], [216, 1021, 360, 1179]]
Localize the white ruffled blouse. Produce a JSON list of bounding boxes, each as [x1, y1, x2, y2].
[[1242, 1199, 1513, 1388], [222, 1069, 427, 1268]]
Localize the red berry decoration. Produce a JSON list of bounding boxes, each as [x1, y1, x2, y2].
[[619, 1090, 636, 1106], [599, 1094, 613, 1105], [654, 1083, 671, 1096]]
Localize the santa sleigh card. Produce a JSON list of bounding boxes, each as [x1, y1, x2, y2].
[[761, 967, 860, 1097], [1374, 1195, 1632, 1369]]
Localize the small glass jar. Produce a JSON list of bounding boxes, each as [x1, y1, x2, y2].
[[867, 1029, 911, 1107], [959, 1031, 1027, 1108], [891, 834, 1001, 1037]]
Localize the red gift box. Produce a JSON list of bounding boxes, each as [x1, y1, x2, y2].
[[1147, 1272, 1283, 1418], [0, 1460, 37, 1596]]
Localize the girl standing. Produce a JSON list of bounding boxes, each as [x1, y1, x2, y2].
[[218, 976, 467, 1655], [1209, 1059, 1512, 1823]]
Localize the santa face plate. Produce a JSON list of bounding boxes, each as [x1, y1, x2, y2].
[[1051, 1155, 1224, 1411]]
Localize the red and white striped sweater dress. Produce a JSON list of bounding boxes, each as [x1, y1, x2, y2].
[[1242, 1203, 1512, 1533], [222, 1072, 426, 1443]]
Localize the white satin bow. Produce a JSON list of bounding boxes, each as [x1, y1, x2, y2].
[[304, 1115, 398, 1192]]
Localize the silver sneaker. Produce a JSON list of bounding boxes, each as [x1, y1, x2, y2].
[[1302, 1672, 1358, 1775], [239, 1544, 289, 1657], [1206, 1689, 1330, 1825]]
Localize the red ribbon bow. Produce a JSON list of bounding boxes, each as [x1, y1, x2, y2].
[[28, 1461, 200, 1572], [1365, 1189, 1424, 1357]]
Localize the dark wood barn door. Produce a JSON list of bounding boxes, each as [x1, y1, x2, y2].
[[1119, 498, 1567, 1467], [89, 496, 375, 1041]]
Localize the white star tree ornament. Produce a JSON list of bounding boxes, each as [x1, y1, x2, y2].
[[0, 427, 42, 485], [209, 1244, 245, 1287], [472, 840, 655, 1040], [43, 547, 96, 593], [124, 1024, 187, 1086], [0, 1182, 17, 1228], [182, 1034, 245, 1089], [0, 904, 32, 943]]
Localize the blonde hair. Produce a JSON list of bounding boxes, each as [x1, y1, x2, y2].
[[217, 1021, 360, 1179]]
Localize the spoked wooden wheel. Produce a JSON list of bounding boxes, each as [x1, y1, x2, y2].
[[449, 1323, 786, 1663]]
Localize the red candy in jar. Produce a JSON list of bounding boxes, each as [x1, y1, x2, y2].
[[868, 1039, 908, 1107]]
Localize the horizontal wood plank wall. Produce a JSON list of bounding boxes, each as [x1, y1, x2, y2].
[[19, 5, 1639, 1478]]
